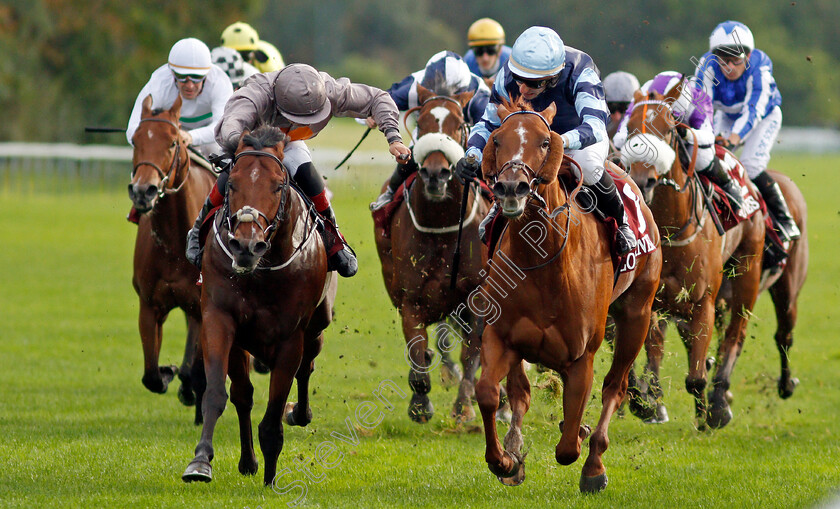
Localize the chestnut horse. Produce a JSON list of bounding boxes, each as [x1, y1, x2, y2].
[[621, 87, 766, 428], [474, 101, 661, 492], [373, 85, 491, 422], [128, 95, 215, 423], [182, 126, 337, 484]]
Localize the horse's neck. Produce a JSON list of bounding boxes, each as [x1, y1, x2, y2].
[[651, 161, 697, 229], [149, 162, 204, 241], [409, 179, 466, 227]]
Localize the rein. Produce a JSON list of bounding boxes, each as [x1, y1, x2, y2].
[[132, 117, 190, 197]]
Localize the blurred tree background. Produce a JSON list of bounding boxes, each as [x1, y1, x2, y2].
[[2, 0, 838, 143]]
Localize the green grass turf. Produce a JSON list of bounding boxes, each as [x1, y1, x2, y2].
[[0, 149, 839, 508]]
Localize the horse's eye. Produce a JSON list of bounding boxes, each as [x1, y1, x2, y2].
[[171, 139, 177, 148], [541, 138, 550, 149], [493, 136, 499, 147], [274, 184, 283, 193]]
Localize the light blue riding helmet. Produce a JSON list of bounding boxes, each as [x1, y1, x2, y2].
[[507, 26, 566, 79]]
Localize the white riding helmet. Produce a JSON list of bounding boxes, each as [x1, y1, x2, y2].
[[168, 38, 212, 76], [603, 71, 640, 103], [709, 21, 754, 57], [508, 26, 566, 79]]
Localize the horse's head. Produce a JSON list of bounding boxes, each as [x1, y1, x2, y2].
[[411, 85, 474, 200], [482, 100, 565, 218], [225, 125, 289, 274], [129, 95, 189, 212], [620, 86, 682, 203]]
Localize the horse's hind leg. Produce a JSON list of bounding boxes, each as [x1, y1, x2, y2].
[[452, 316, 480, 422], [285, 331, 324, 427], [500, 360, 530, 486], [676, 296, 715, 430], [629, 315, 668, 423], [259, 333, 305, 486], [178, 313, 200, 407], [436, 320, 463, 388], [229, 345, 257, 476], [139, 303, 177, 394], [769, 273, 800, 399]]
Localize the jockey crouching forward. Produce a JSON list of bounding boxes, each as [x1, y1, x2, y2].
[[455, 26, 637, 256], [694, 20, 800, 240], [125, 38, 233, 224], [368, 51, 490, 211], [185, 63, 411, 277], [613, 70, 746, 209]]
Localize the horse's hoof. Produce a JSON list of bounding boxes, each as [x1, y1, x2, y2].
[[778, 377, 799, 399], [628, 393, 659, 422], [142, 365, 179, 394], [643, 404, 669, 424], [238, 457, 258, 476], [497, 460, 525, 487], [707, 404, 733, 429], [579, 472, 608, 493], [408, 394, 434, 423], [451, 400, 476, 423], [284, 402, 312, 427], [182, 460, 212, 483], [440, 362, 462, 388], [178, 384, 196, 407]]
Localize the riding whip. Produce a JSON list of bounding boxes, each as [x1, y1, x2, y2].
[[334, 127, 372, 170], [450, 154, 477, 290]]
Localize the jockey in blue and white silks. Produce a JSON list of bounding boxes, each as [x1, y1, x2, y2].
[[693, 20, 799, 240], [614, 71, 746, 209], [370, 51, 491, 211], [456, 26, 637, 256]]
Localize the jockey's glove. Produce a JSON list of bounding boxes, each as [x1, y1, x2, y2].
[[455, 156, 480, 183], [714, 136, 736, 152]]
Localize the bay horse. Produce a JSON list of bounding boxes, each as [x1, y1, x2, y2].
[[182, 126, 337, 485], [620, 85, 772, 429], [474, 101, 661, 492], [373, 85, 491, 423], [128, 94, 216, 424]]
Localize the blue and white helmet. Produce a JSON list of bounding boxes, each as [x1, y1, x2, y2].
[[508, 26, 566, 79], [419, 50, 473, 94], [709, 21, 754, 57]]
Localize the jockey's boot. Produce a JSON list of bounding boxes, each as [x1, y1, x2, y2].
[[185, 195, 217, 269], [321, 207, 358, 277], [752, 172, 801, 241], [705, 157, 745, 212], [370, 160, 418, 211], [589, 172, 636, 256], [126, 207, 141, 224], [478, 202, 500, 244]]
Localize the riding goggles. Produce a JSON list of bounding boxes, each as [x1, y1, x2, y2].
[[473, 45, 499, 57], [513, 75, 550, 90], [173, 72, 206, 84]]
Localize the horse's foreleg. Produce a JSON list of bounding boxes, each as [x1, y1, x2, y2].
[[709, 250, 762, 429], [402, 311, 434, 423], [229, 345, 257, 476], [499, 359, 530, 486], [177, 313, 201, 407], [436, 321, 462, 388], [183, 309, 235, 483], [260, 333, 305, 486], [556, 353, 594, 468], [285, 330, 324, 427], [139, 302, 176, 394], [452, 315, 481, 422], [769, 274, 799, 399], [476, 327, 517, 480], [678, 296, 715, 429], [629, 315, 668, 423]]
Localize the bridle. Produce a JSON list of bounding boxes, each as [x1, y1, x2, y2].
[[404, 95, 471, 148], [131, 117, 190, 197]]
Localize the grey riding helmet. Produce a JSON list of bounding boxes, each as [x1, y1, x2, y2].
[[273, 64, 331, 124], [602, 71, 640, 103]]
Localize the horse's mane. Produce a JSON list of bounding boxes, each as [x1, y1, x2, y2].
[[242, 125, 287, 150], [150, 108, 166, 116], [499, 96, 534, 113]]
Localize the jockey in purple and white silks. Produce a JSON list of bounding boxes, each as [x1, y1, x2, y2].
[[455, 26, 637, 256], [614, 70, 746, 209], [693, 20, 799, 240], [369, 51, 490, 211]]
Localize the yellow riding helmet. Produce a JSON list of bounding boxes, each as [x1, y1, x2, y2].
[[468, 18, 505, 47], [252, 40, 285, 72], [221, 21, 259, 52]]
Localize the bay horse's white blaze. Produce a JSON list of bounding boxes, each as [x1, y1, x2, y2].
[[429, 106, 450, 130]]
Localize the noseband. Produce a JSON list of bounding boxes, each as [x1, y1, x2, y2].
[[132, 117, 190, 197], [223, 149, 290, 250]]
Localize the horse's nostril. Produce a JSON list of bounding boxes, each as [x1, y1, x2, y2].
[[145, 186, 158, 199], [128, 184, 136, 200], [252, 241, 268, 256], [229, 238, 243, 255], [515, 182, 531, 198], [647, 178, 657, 189], [492, 182, 507, 198]]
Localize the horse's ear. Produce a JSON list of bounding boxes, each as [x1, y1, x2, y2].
[[455, 90, 475, 108], [664, 81, 683, 102], [536, 132, 566, 185], [496, 103, 512, 122], [632, 90, 646, 103], [481, 137, 497, 181], [235, 130, 251, 152], [141, 95, 153, 117], [170, 95, 183, 117], [416, 84, 434, 104], [539, 102, 557, 125]]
